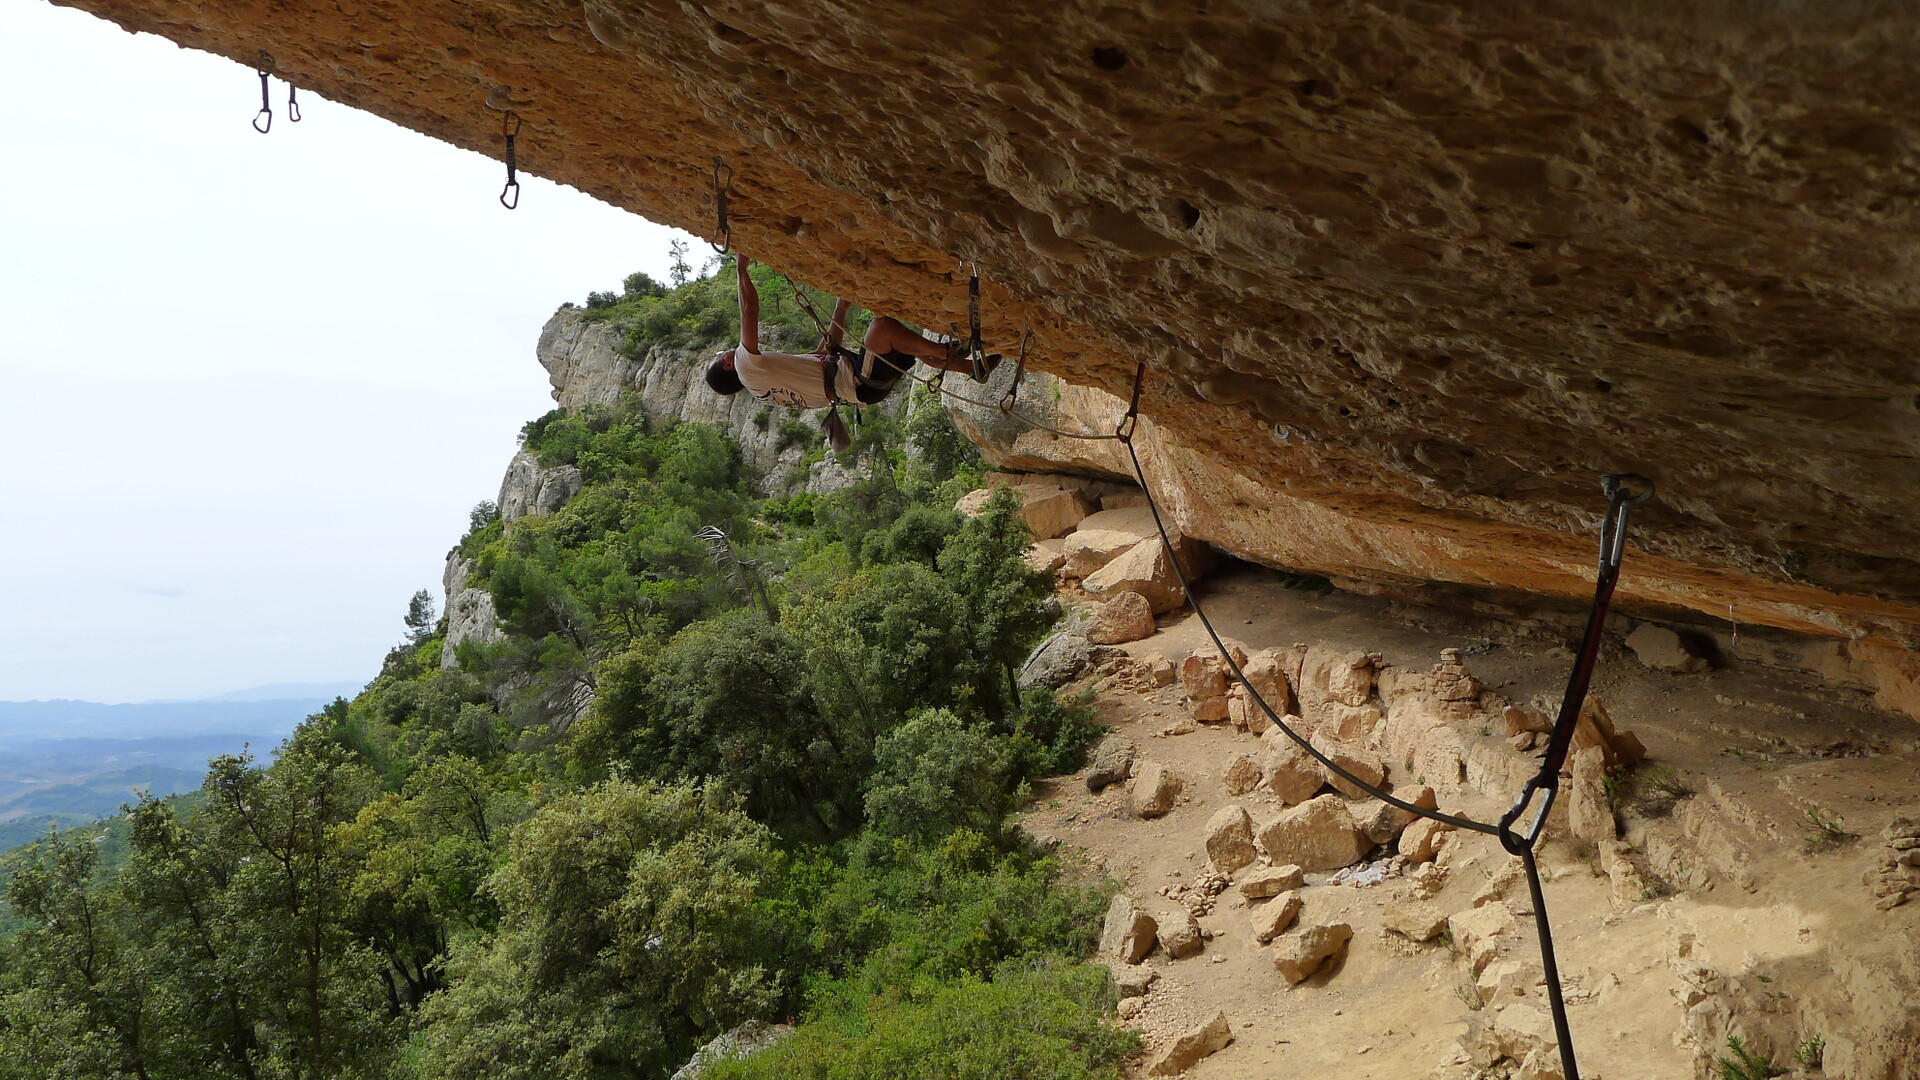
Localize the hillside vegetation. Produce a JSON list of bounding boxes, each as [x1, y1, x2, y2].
[[0, 267, 1131, 1080]]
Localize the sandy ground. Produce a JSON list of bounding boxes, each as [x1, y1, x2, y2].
[[1019, 563, 1920, 1080]]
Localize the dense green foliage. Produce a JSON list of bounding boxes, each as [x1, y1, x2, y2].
[[0, 265, 1127, 1079]]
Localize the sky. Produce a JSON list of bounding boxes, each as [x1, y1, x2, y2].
[[0, 1, 698, 703]]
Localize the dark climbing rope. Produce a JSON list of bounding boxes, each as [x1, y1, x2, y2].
[[252, 50, 275, 133], [499, 111, 521, 209], [998, 329, 1035, 414], [709, 157, 733, 255], [1110, 370, 1653, 1080]]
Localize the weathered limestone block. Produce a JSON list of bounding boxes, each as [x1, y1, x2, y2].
[[1258, 794, 1370, 871], [1240, 864, 1305, 898], [1180, 652, 1230, 700], [1084, 735, 1136, 793], [1083, 538, 1196, 615], [1241, 651, 1294, 718], [1477, 959, 1543, 1006], [1566, 744, 1616, 844], [1382, 897, 1450, 941], [1380, 695, 1470, 793], [1626, 623, 1708, 674], [1450, 901, 1519, 975], [1353, 786, 1432, 846], [1204, 804, 1258, 874], [1505, 706, 1553, 737], [1221, 753, 1264, 796], [1087, 590, 1156, 645], [1260, 728, 1328, 805], [1027, 537, 1068, 573], [1131, 760, 1183, 818], [1192, 695, 1233, 724], [1272, 922, 1353, 984], [1111, 963, 1157, 997], [1299, 647, 1378, 714], [1398, 816, 1455, 862], [1148, 1011, 1232, 1075], [1101, 894, 1159, 964], [1309, 728, 1388, 798], [1325, 704, 1384, 743], [1610, 730, 1647, 768], [1250, 890, 1303, 943], [1157, 907, 1204, 959], [1062, 528, 1146, 579], [957, 483, 1093, 539]]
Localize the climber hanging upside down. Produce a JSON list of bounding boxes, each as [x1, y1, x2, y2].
[[704, 253, 995, 409]]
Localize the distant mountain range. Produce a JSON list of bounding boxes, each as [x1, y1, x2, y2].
[[0, 685, 359, 854]]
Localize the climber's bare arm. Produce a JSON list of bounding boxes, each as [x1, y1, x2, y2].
[[824, 298, 853, 352], [735, 254, 760, 352]]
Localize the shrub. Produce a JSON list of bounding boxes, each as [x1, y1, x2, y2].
[[864, 710, 1017, 841]]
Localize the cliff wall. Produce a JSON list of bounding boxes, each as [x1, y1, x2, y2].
[[55, 0, 1920, 719]]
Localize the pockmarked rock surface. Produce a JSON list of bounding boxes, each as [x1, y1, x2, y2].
[[62, 0, 1920, 718]]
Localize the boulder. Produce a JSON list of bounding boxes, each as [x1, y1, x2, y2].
[[1143, 654, 1177, 686], [1565, 744, 1616, 844], [1083, 538, 1193, 615], [1192, 695, 1233, 724], [1382, 897, 1450, 941], [1157, 907, 1204, 959], [1398, 817, 1455, 862], [1116, 995, 1146, 1020], [1241, 651, 1295, 718], [1610, 730, 1647, 768], [1450, 901, 1518, 975], [1148, 1011, 1232, 1075], [1477, 959, 1543, 1005], [1309, 729, 1388, 798], [670, 1020, 793, 1080], [1111, 963, 1157, 997], [1352, 789, 1432, 847], [1489, 1003, 1559, 1062], [1326, 704, 1384, 743], [1257, 794, 1371, 871], [1019, 628, 1091, 690], [1084, 735, 1136, 793], [1250, 890, 1303, 943], [1272, 922, 1353, 984], [1204, 804, 1259, 874], [1299, 647, 1377, 713], [1027, 537, 1068, 573], [1100, 895, 1159, 964], [1221, 754, 1264, 796], [1087, 590, 1156, 645], [1505, 705, 1553, 737], [1260, 730, 1328, 805], [1131, 760, 1183, 818], [1062, 528, 1146, 579], [1625, 623, 1708, 674], [1180, 652, 1231, 701], [956, 483, 1095, 539], [1239, 864, 1305, 898]]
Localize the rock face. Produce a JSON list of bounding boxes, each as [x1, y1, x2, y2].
[[70, 0, 1920, 720]]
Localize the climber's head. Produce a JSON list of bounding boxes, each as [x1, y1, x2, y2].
[[705, 347, 744, 396]]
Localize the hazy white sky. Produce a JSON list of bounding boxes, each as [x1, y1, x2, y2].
[[0, 1, 697, 702]]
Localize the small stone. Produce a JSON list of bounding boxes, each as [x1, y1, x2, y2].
[[1131, 760, 1184, 818], [1146, 655, 1177, 686], [1181, 653, 1231, 701], [1450, 902, 1518, 975], [1509, 731, 1539, 752], [1116, 995, 1146, 1020], [1205, 804, 1259, 874], [1610, 730, 1648, 768], [1272, 922, 1354, 984], [1505, 706, 1553, 737], [1239, 864, 1306, 898], [1148, 1011, 1232, 1075], [1382, 897, 1450, 941], [1874, 891, 1911, 911], [1112, 964, 1158, 997], [1250, 890, 1303, 943]]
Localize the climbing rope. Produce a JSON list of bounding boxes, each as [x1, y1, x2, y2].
[[1108, 373, 1653, 1080], [709, 157, 733, 255], [998, 329, 1035, 414], [252, 50, 275, 133], [498, 111, 521, 209]]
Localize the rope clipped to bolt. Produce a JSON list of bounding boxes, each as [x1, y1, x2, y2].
[[252, 50, 275, 133], [498, 111, 522, 209], [710, 157, 733, 255]]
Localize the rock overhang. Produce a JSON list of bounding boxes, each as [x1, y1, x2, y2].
[[51, 0, 1920, 682]]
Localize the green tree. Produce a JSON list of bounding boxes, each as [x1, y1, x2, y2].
[[418, 780, 780, 1080], [937, 486, 1055, 721], [864, 709, 1017, 842], [404, 589, 437, 645]]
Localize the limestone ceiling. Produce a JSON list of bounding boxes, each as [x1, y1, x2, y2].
[[53, 0, 1920, 647]]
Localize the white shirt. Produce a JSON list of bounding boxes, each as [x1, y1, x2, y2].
[[734, 345, 862, 409]]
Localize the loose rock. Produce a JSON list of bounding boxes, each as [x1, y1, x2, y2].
[[1221, 753, 1264, 796], [1625, 623, 1708, 674], [1157, 907, 1204, 959], [1148, 1011, 1232, 1075], [1250, 890, 1303, 943], [1084, 735, 1136, 793], [1382, 897, 1450, 941], [1204, 804, 1259, 874], [1239, 864, 1306, 898], [1272, 922, 1354, 984], [1100, 895, 1159, 964], [1131, 760, 1184, 818], [1087, 590, 1157, 645], [1258, 794, 1371, 871]]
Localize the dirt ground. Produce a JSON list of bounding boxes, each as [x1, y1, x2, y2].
[[1019, 563, 1920, 1080]]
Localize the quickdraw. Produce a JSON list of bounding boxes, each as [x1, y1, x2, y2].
[[997, 329, 1035, 414], [499, 111, 521, 210], [287, 83, 301, 123], [709, 157, 733, 255], [252, 50, 275, 133]]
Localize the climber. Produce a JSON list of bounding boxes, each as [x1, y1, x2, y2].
[[704, 253, 994, 409]]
